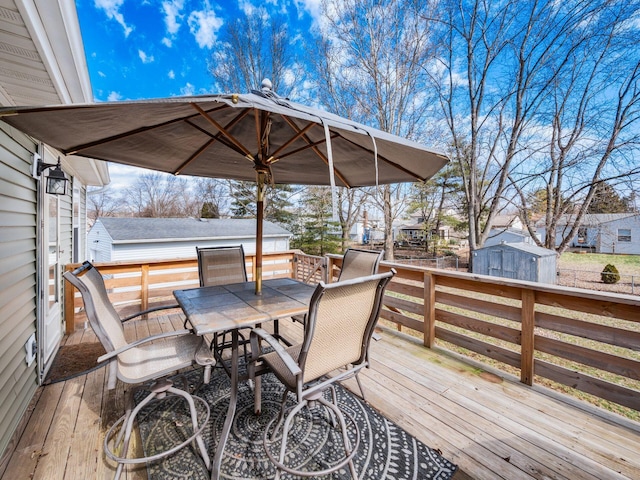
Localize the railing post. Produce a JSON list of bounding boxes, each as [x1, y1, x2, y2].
[[424, 272, 436, 348], [520, 288, 535, 386], [64, 265, 76, 334], [140, 264, 149, 318]]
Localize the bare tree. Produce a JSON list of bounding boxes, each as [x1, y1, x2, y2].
[[123, 172, 195, 217], [87, 186, 122, 223], [507, 2, 640, 252], [193, 178, 230, 218], [313, 0, 438, 260], [335, 187, 368, 251], [426, 0, 640, 265], [210, 6, 294, 96]]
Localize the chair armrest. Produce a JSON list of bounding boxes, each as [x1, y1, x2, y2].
[[97, 329, 193, 363], [121, 303, 181, 323], [250, 328, 301, 376]]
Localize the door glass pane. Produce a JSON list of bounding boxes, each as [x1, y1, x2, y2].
[[48, 197, 59, 308]]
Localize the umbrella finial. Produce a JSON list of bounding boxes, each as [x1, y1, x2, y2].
[[261, 78, 273, 92]]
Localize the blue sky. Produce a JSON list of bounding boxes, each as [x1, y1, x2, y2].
[[75, 0, 320, 188], [76, 0, 320, 102]]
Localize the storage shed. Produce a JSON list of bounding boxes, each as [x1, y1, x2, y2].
[[472, 242, 557, 284], [87, 217, 292, 262]]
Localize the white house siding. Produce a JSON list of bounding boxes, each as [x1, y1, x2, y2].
[[86, 219, 115, 262], [110, 238, 289, 262], [598, 216, 640, 254], [0, 123, 39, 458]]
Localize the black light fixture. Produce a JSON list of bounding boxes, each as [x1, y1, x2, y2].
[[37, 156, 68, 195]]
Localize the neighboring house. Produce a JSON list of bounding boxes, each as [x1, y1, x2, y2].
[[398, 212, 454, 244], [484, 228, 533, 247], [88, 217, 292, 262], [491, 214, 524, 231], [472, 242, 557, 284], [536, 213, 640, 254], [0, 0, 109, 461]]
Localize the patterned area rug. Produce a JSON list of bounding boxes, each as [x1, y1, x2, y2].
[[135, 368, 457, 479]]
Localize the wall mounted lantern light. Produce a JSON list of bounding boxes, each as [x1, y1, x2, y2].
[[36, 156, 68, 195]]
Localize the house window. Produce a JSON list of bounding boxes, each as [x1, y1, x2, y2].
[[617, 228, 631, 242]]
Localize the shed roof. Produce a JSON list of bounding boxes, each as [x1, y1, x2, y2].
[[477, 242, 557, 257], [95, 217, 291, 242]]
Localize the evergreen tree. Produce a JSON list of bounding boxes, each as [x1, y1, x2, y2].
[[588, 182, 628, 213], [292, 186, 341, 256]]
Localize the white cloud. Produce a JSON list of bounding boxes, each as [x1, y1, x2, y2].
[[138, 49, 154, 63], [180, 83, 195, 96], [187, 6, 223, 49], [162, 0, 184, 35], [162, 37, 172, 47], [168, 70, 175, 79], [107, 91, 123, 102], [94, 0, 133, 37], [295, 0, 322, 27], [98, 71, 106, 78]]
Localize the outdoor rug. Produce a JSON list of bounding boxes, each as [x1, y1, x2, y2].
[[135, 368, 458, 479]]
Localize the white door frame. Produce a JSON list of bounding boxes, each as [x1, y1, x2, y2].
[[36, 147, 64, 383]]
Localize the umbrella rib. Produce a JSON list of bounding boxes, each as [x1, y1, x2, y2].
[[174, 138, 215, 175], [185, 118, 248, 158], [62, 105, 228, 155], [268, 122, 314, 160], [192, 103, 253, 159], [278, 116, 351, 187]]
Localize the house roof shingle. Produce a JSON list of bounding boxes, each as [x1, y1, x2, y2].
[[96, 217, 291, 242]]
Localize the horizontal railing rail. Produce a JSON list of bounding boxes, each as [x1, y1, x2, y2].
[[64, 251, 312, 333], [65, 251, 640, 412], [326, 254, 640, 412]]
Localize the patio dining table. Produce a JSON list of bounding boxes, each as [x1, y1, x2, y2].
[[173, 277, 315, 480]]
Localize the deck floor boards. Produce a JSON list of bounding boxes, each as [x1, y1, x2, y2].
[[2, 313, 639, 480]]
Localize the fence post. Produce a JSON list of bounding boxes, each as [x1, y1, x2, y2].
[[520, 288, 535, 386], [424, 272, 436, 348]]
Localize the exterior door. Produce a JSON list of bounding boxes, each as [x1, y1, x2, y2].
[[37, 158, 63, 381]]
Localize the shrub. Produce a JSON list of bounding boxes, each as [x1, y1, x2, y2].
[[601, 264, 620, 284]]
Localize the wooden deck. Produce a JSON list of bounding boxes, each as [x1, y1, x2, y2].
[[2, 311, 639, 480]]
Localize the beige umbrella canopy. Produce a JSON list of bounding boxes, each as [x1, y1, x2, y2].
[[0, 82, 448, 292]]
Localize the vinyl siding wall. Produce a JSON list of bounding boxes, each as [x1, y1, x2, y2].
[[0, 123, 38, 458]]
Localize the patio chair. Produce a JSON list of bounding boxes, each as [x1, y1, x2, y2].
[[336, 247, 384, 281], [292, 248, 383, 325], [196, 244, 248, 287], [248, 269, 395, 479], [63, 261, 214, 480], [196, 245, 288, 363]]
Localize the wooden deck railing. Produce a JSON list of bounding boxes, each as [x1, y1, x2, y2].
[[65, 251, 639, 412], [326, 254, 640, 412], [64, 251, 326, 333]]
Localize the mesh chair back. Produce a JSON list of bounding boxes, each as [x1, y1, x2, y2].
[[300, 271, 393, 383], [338, 248, 383, 281], [63, 262, 127, 354], [197, 245, 248, 287]]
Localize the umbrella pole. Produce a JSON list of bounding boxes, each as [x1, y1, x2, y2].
[[255, 170, 267, 295]]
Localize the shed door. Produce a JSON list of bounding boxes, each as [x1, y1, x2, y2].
[[488, 249, 517, 279]]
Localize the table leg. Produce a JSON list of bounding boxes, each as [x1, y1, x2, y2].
[[211, 329, 239, 480]]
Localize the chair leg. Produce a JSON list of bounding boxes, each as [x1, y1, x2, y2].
[[104, 379, 211, 479], [354, 372, 366, 401], [264, 391, 360, 479], [168, 386, 211, 471]]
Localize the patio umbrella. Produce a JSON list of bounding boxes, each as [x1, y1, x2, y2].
[[0, 81, 448, 292]]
